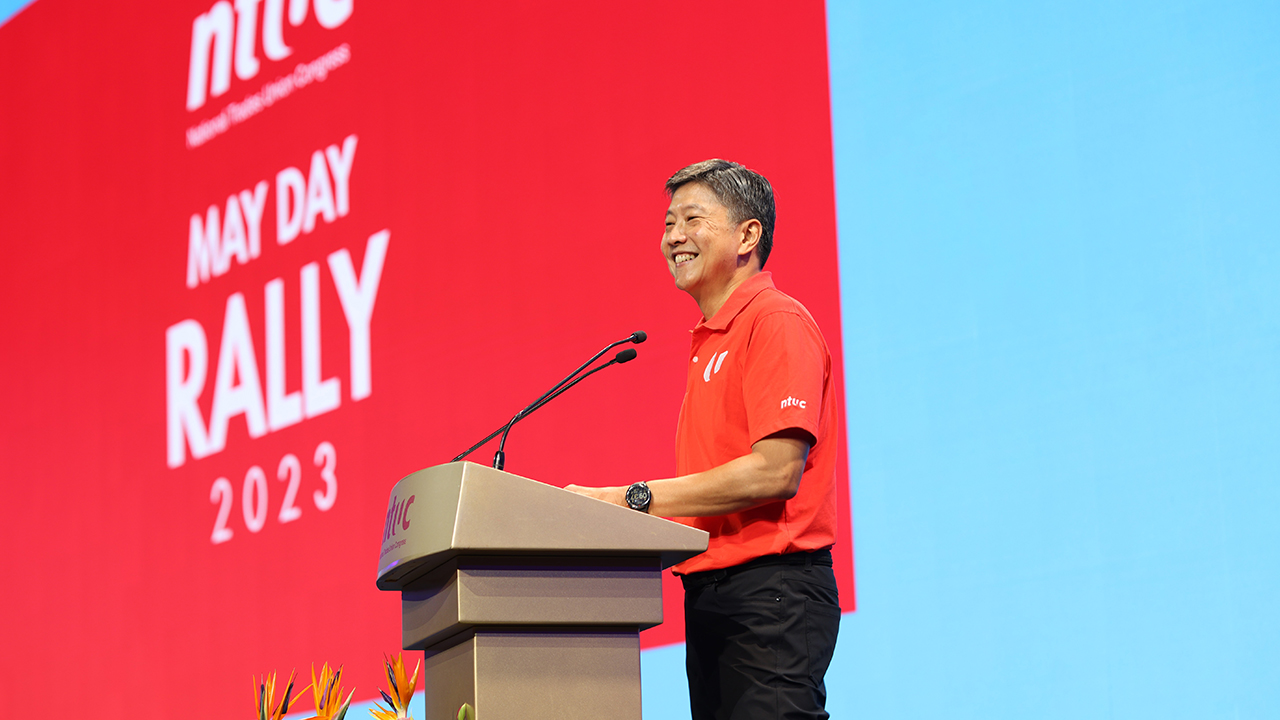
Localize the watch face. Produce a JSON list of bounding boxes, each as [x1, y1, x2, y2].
[[626, 483, 651, 511]]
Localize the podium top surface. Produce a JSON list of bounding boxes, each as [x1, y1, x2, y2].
[[376, 462, 709, 590]]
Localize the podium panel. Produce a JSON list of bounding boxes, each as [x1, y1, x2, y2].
[[401, 556, 663, 650], [423, 632, 641, 720]]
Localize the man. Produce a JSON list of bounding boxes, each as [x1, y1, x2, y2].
[[567, 159, 840, 719]]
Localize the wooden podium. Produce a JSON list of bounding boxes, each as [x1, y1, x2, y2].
[[376, 462, 708, 720]]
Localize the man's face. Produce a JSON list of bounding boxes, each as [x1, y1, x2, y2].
[[663, 183, 745, 299]]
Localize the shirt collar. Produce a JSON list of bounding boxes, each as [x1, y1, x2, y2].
[[695, 271, 775, 333]]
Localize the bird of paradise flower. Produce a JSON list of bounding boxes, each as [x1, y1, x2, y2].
[[300, 662, 356, 720], [253, 670, 307, 720], [370, 653, 420, 720]]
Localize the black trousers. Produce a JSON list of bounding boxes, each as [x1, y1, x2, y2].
[[682, 550, 841, 720]]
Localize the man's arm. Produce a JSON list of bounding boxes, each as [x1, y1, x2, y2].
[[565, 429, 811, 517]]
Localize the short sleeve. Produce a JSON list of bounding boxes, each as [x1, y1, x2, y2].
[[741, 309, 827, 446]]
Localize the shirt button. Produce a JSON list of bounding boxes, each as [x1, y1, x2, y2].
[[692, 356, 699, 363]]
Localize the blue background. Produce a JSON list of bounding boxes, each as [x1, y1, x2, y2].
[[819, 0, 1279, 717], [5, 0, 1277, 717], [0, 0, 28, 26]]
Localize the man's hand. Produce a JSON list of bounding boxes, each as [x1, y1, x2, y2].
[[564, 484, 626, 507]]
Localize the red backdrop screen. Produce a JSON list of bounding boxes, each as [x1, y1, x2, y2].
[[0, 2, 852, 717]]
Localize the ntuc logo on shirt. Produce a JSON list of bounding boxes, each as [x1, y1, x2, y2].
[[186, 0, 353, 111], [780, 396, 807, 410], [702, 350, 729, 382]]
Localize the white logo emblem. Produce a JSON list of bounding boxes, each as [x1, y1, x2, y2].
[[186, 0, 354, 111], [703, 350, 729, 382], [780, 396, 807, 409]]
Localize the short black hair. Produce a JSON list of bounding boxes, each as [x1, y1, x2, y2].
[[665, 159, 776, 268]]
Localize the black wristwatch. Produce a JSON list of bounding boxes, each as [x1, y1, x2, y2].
[[625, 481, 652, 513]]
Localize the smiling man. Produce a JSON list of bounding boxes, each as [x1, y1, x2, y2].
[[567, 160, 842, 720]]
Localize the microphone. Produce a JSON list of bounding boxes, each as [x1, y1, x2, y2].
[[451, 332, 647, 467], [490, 347, 638, 470], [513, 331, 645, 422], [520, 348, 636, 417]]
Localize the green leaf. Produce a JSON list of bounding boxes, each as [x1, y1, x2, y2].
[[334, 688, 356, 720], [457, 702, 475, 720]]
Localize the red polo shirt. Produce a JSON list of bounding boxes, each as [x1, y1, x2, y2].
[[671, 271, 839, 574]]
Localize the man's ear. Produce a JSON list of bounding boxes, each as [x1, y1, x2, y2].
[[737, 219, 763, 263]]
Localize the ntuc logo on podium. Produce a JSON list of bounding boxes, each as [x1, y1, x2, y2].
[[186, 0, 353, 111], [383, 494, 415, 542]]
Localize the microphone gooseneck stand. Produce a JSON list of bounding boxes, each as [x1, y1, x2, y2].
[[452, 332, 646, 470]]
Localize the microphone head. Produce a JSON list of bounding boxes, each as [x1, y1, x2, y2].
[[615, 348, 638, 363], [630, 331, 648, 344]]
